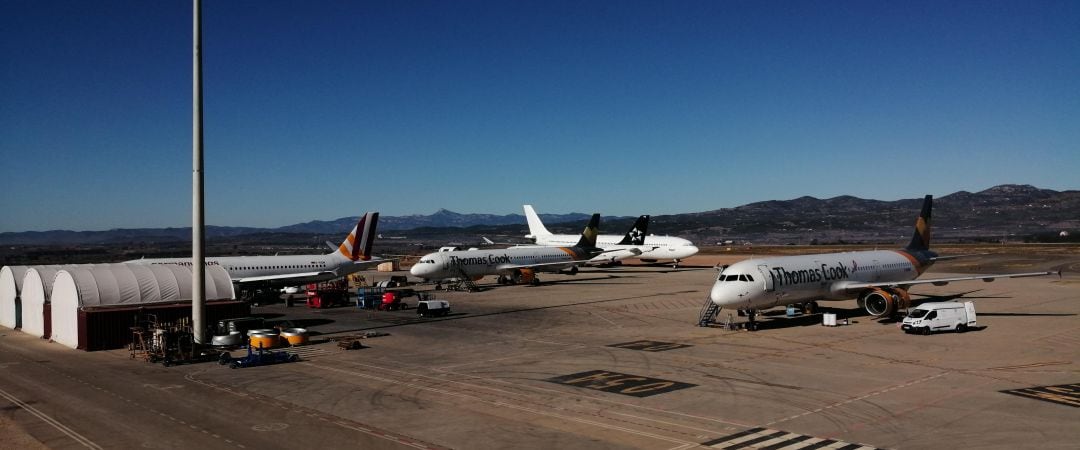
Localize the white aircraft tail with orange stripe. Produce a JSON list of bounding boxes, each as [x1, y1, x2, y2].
[[336, 212, 379, 261]]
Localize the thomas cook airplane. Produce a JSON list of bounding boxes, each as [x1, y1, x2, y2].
[[705, 196, 1056, 330], [127, 212, 384, 302], [524, 205, 699, 267], [410, 214, 611, 286]]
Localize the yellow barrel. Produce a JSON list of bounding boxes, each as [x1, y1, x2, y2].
[[280, 328, 309, 346], [249, 333, 280, 349]]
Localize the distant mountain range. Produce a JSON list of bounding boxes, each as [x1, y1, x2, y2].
[[2, 185, 1077, 246], [664, 184, 1080, 244], [0, 210, 595, 246], [275, 209, 594, 234]]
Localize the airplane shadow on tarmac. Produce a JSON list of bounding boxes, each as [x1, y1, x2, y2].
[[585, 266, 712, 274], [532, 275, 644, 286], [906, 289, 1076, 316], [911, 289, 1010, 302], [709, 307, 871, 331]]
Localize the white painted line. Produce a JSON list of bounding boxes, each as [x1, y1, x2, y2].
[[779, 437, 823, 450], [755, 432, 802, 448], [0, 387, 103, 450], [308, 361, 693, 446], [713, 429, 773, 447], [609, 410, 730, 435]]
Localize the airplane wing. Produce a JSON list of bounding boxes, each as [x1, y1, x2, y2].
[[599, 247, 643, 255], [929, 253, 990, 261], [234, 271, 330, 284], [838, 271, 1058, 294]]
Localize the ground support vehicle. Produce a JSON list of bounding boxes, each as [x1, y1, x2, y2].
[[902, 301, 977, 335], [306, 280, 350, 308], [219, 345, 298, 368], [378, 291, 409, 311], [416, 299, 451, 317]]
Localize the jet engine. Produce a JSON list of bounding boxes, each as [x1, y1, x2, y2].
[[512, 269, 536, 285], [859, 288, 910, 318]]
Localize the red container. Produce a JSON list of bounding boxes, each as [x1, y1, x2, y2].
[[382, 292, 396, 304]]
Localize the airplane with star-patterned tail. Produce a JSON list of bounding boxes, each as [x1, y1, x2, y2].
[[524, 205, 699, 267]]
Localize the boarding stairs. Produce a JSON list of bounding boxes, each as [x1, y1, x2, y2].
[[697, 297, 721, 327], [445, 267, 479, 292]]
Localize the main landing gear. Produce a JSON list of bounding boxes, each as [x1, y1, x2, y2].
[[497, 275, 541, 286]]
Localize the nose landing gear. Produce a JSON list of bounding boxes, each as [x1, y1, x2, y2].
[[737, 308, 759, 331]]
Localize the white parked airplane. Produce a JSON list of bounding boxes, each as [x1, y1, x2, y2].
[[706, 196, 1056, 330], [524, 205, 699, 267], [126, 212, 384, 301], [411, 214, 606, 285]]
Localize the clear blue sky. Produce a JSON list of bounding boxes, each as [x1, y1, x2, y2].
[[2, 1, 1078, 232]]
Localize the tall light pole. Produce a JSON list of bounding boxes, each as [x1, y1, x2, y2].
[[192, 0, 206, 344]]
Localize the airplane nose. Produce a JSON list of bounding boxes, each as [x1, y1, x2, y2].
[[709, 282, 726, 305], [684, 245, 700, 257], [410, 264, 427, 278]]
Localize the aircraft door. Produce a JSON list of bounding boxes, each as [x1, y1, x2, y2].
[[757, 264, 774, 292]]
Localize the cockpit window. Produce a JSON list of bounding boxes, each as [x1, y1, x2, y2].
[[745, 274, 754, 282]]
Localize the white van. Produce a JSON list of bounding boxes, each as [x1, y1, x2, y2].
[[902, 301, 976, 335]]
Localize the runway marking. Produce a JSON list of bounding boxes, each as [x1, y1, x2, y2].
[[985, 361, 1071, 371], [0, 386, 103, 449], [609, 411, 737, 435], [701, 427, 884, 449], [188, 370, 443, 449], [548, 370, 697, 398], [608, 340, 692, 352], [303, 361, 696, 446], [765, 372, 948, 426], [2, 350, 246, 449], [339, 357, 752, 429], [1001, 383, 1080, 408], [592, 311, 620, 327]]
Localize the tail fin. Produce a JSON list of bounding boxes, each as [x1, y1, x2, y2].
[[616, 215, 650, 245], [574, 213, 601, 249], [905, 195, 932, 251], [337, 212, 379, 261], [523, 205, 553, 238]]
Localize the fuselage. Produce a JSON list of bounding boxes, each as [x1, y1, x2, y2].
[[410, 246, 587, 280], [709, 249, 933, 310], [126, 252, 364, 284], [534, 234, 698, 263]]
